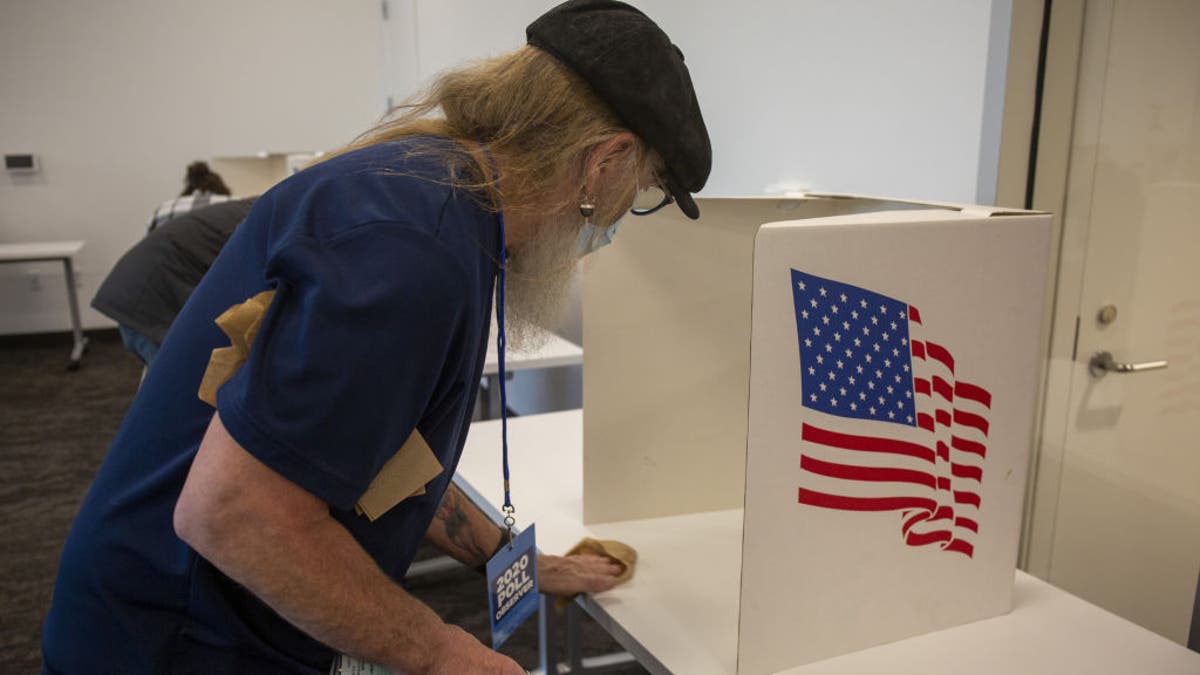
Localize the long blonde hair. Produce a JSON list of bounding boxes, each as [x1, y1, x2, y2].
[[323, 45, 649, 218]]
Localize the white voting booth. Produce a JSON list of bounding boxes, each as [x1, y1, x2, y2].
[[583, 195, 1052, 673]]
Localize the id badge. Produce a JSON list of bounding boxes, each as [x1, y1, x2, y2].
[[485, 524, 538, 649], [329, 654, 391, 674]]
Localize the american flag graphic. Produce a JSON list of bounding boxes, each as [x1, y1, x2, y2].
[[791, 269, 991, 558]]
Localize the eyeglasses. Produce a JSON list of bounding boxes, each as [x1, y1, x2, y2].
[[630, 183, 674, 216]]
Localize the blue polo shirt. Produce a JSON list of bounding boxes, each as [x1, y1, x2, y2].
[[42, 138, 500, 674]]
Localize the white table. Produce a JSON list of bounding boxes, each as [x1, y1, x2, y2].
[[455, 410, 1200, 675], [0, 241, 88, 369]]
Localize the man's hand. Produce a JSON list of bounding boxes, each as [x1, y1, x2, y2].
[[536, 553, 624, 596], [425, 625, 524, 675], [422, 483, 624, 597]]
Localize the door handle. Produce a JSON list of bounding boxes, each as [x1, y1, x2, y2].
[[1088, 351, 1169, 378]]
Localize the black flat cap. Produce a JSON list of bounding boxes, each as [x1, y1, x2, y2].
[[528, 0, 711, 219]]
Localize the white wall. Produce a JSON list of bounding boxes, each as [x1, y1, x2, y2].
[[1, 0, 1012, 419], [645, 0, 1005, 201], [384, 1, 1008, 202], [0, 0, 385, 334], [380, 0, 1013, 413], [978, 0, 1015, 205]]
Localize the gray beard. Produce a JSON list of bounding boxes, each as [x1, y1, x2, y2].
[[501, 219, 580, 352]]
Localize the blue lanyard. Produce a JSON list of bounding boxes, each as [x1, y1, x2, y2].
[[480, 143, 516, 544], [495, 208, 516, 543]]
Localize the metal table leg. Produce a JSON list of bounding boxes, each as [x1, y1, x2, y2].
[[539, 594, 558, 674], [482, 374, 499, 419], [560, 599, 640, 674], [566, 600, 584, 673], [62, 257, 88, 371], [480, 373, 513, 421]]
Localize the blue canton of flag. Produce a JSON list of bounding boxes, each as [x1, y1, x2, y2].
[[791, 269, 916, 427]]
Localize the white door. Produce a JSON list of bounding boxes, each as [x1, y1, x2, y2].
[[1028, 0, 1200, 645]]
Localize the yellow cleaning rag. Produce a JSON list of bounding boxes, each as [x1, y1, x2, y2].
[[555, 538, 638, 610]]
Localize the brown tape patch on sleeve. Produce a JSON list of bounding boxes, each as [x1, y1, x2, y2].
[[197, 290, 277, 407], [356, 429, 444, 522]]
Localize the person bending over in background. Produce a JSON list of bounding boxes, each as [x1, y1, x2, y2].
[[42, 1, 710, 673], [93, 198, 257, 366], [147, 160, 233, 232]]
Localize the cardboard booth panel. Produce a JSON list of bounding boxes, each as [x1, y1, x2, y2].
[[582, 197, 929, 524], [739, 211, 1052, 673]]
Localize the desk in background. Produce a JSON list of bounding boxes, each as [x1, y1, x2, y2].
[[0, 241, 88, 369], [456, 410, 1200, 675], [477, 323, 582, 419]]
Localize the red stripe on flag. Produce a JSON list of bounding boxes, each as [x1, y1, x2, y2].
[[954, 381, 992, 408], [951, 463, 983, 482], [801, 455, 936, 489], [911, 340, 926, 359], [936, 441, 950, 461], [908, 306, 922, 324], [901, 505, 956, 536], [917, 413, 935, 432], [802, 423, 935, 463], [936, 409, 952, 427], [902, 510, 926, 535], [798, 489, 937, 512], [953, 409, 990, 436], [925, 342, 956, 373], [936, 476, 950, 490], [951, 436, 987, 458], [906, 530, 953, 547], [931, 376, 954, 402], [955, 517, 979, 533], [914, 378, 931, 396], [945, 539, 974, 557], [954, 490, 982, 508]]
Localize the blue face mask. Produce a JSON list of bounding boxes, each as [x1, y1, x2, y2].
[[576, 181, 646, 257], [575, 215, 625, 258]]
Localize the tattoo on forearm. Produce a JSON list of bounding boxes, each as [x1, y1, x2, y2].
[[434, 487, 497, 567]]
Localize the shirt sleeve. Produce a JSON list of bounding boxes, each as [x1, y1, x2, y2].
[[215, 221, 470, 511]]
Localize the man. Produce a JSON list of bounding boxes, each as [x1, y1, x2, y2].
[[93, 198, 258, 365], [42, 1, 710, 673]]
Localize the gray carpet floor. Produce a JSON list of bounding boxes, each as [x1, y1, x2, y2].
[[0, 331, 643, 673]]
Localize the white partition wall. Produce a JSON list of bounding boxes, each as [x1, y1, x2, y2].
[[583, 196, 1052, 672], [582, 197, 921, 523], [740, 208, 1052, 672]]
